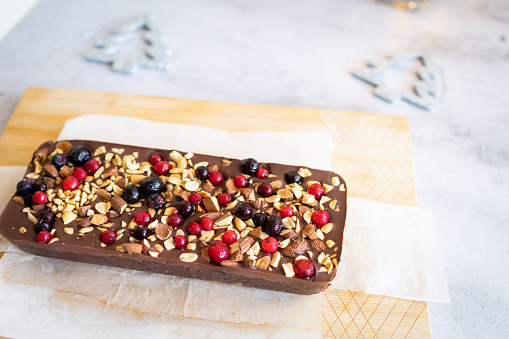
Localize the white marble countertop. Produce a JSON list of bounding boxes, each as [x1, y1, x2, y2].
[[0, 0, 507, 337]]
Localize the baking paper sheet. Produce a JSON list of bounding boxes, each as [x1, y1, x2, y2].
[[0, 115, 449, 337]]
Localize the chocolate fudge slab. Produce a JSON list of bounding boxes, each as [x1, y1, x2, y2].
[[0, 140, 347, 295]]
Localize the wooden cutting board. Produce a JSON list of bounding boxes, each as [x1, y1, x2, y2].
[[0, 87, 430, 338]]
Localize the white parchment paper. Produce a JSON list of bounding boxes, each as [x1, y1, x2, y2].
[[0, 115, 449, 337]]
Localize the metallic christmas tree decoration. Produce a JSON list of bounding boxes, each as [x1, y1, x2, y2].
[[84, 14, 172, 75], [353, 51, 446, 111]]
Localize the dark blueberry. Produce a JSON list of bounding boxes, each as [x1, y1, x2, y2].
[[264, 214, 283, 236], [132, 226, 149, 240], [122, 184, 141, 204], [68, 145, 91, 166], [32, 181, 47, 193], [16, 177, 35, 196], [284, 171, 302, 184], [51, 153, 68, 170], [235, 203, 253, 221], [35, 219, 52, 234], [23, 194, 34, 207], [253, 212, 268, 227], [140, 176, 164, 197], [176, 200, 194, 218], [147, 193, 165, 210], [241, 158, 258, 176], [195, 166, 210, 181], [39, 210, 55, 224]]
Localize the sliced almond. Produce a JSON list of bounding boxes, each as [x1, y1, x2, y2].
[[180, 252, 198, 262], [326, 240, 336, 248], [302, 224, 318, 240], [62, 211, 77, 224], [270, 251, 282, 267], [282, 262, 295, 277], [91, 214, 108, 225], [311, 240, 326, 253], [80, 226, 94, 234], [110, 196, 127, 214], [95, 202, 109, 214], [331, 176, 340, 186], [255, 256, 270, 270], [123, 243, 142, 254], [292, 237, 308, 253], [202, 196, 220, 212]]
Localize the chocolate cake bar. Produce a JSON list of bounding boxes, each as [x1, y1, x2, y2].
[[0, 140, 347, 295]]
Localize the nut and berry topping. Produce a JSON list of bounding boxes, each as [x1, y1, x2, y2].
[[100, 230, 117, 245], [208, 171, 224, 186]]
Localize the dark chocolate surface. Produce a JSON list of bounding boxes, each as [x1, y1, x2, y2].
[[0, 140, 347, 294]]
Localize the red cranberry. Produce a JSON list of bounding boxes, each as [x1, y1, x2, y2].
[[73, 167, 87, 181], [279, 205, 294, 218], [62, 176, 79, 191], [84, 159, 101, 175], [233, 175, 248, 188], [174, 235, 187, 249], [187, 221, 202, 236], [32, 191, 48, 205], [154, 161, 171, 175], [149, 154, 163, 166], [294, 259, 315, 280], [208, 171, 224, 186], [101, 230, 117, 245], [255, 167, 269, 179], [200, 217, 214, 231], [261, 236, 278, 253], [37, 231, 52, 244], [311, 210, 329, 227], [134, 210, 152, 226], [222, 230, 238, 245], [308, 183, 325, 200], [217, 192, 232, 206], [169, 214, 184, 227], [189, 193, 202, 205], [208, 240, 229, 263], [258, 183, 273, 197]]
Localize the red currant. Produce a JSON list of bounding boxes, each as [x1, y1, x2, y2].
[[208, 240, 229, 263], [133, 210, 152, 226], [217, 192, 232, 206], [200, 217, 214, 231], [154, 161, 171, 175], [169, 214, 184, 227], [255, 167, 269, 179], [294, 259, 315, 280], [258, 183, 273, 197], [174, 235, 187, 249], [189, 193, 202, 205], [233, 175, 248, 188], [279, 205, 294, 218], [222, 230, 238, 245], [100, 230, 117, 245], [37, 230, 52, 244], [261, 236, 278, 253], [308, 183, 325, 200], [62, 176, 79, 191], [187, 221, 202, 235], [84, 159, 101, 174], [208, 171, 224, 186], [149, 154, 163, 166], [73, 167, 87, 181], [32, 191, 48, 205], [311, 210, 329, 227]]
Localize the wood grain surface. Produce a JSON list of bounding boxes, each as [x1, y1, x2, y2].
[[0, 87, 429, 338]]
